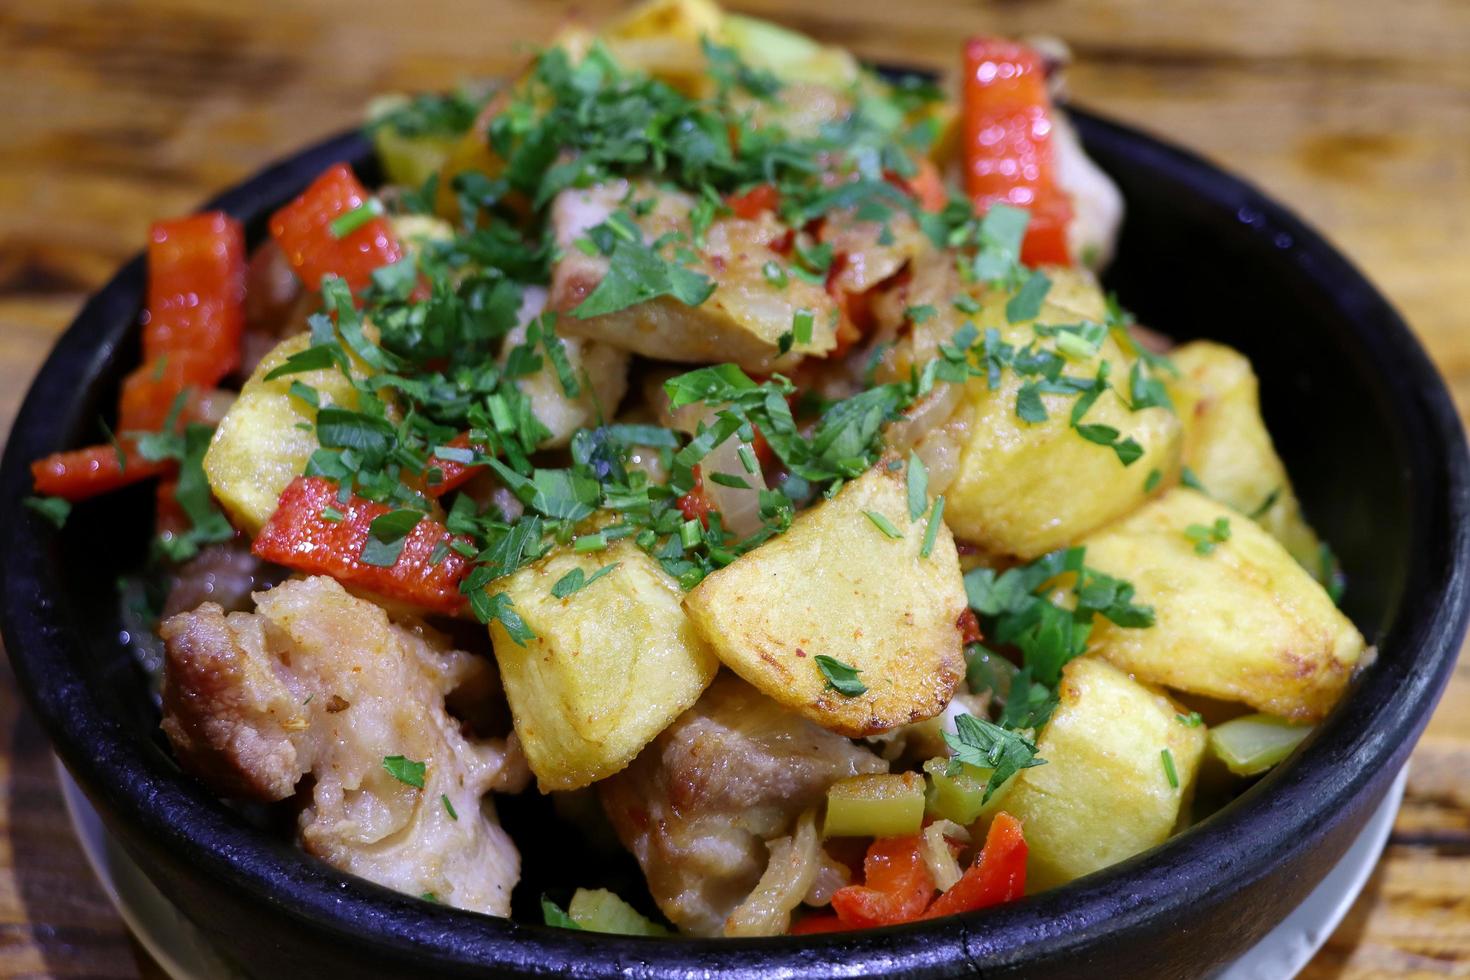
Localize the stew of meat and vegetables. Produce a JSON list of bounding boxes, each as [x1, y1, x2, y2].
[[25, 0, 1364, 938]]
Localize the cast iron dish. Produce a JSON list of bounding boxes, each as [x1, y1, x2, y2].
[[2, 103, 1467, 980]]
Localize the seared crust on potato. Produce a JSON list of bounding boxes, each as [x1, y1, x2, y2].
[[683, 461, 967, 737], [1081, 487, 1364, 721], [489, 540, 720, 791], [1001, 656, 1207, 891]]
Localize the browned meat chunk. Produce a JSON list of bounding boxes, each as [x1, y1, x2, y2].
[[159, 575, 526, 915], [599, 673, 886, 936]]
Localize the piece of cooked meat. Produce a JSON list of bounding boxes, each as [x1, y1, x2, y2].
[[548, 180, 838, 374], [599, 673, 887, 936], [159, 575, 526, 915]]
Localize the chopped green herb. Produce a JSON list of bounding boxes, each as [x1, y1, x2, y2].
[[792, 308, 814, 346], [863, 510, 903, 539], [763, 260, 788, 288], [542, 896, 581, 930], [1184, 517, 1232, 555], [944, 713, 1045, 802], [1248, 488, 1281, 519], [320, 506, 345, 523], [1005, 270, 1051, 324], [920, 496, 944, 559], [815, 655, 867, 696], [906, 452, 928, 521], [1161, 748, 1179, 788], [23, 495, 70, 529], [329, 198, 384, 239], [551, 562, 619, 598], [906, 304, 938, 324], [1144, 468, 1163, 493], [1177, 712, 1204, 728], [441, 794, 458, 820], [382, 754, 426, 789]]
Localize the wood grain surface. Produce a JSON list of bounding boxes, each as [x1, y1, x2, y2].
[[1, 1, 1467, 976]]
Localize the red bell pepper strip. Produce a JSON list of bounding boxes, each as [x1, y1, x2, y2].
[[269, 164, 402, 293], [424, 433, 489, 499], [726, 183, 781, 221], [787, 913, 849, 935], [676, 467, 715, 527], [142, 212, 247, 381], [830, 834, 936, 928], [251, 477, 472, 615], [922, 811, 1028, 919], [118, 350, 220, 432], [887, 158, 949, 214], [30, 443, 173, 502], [961, 37, 1073, 267], [957, 608, 983, 646]]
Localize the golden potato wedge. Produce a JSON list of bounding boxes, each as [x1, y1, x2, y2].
[[939, 268, 1183, 557], [551, 182, 837, 374], [489, 540, 719, 791], [1169, 340, 1325, 574], [683, 461, 967, 737], [1081, 487, 1364, 721], [1001, 656, 1206, 890], [203, 334, 359, 534]]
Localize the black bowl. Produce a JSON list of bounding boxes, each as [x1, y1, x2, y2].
[[3, 106, 1467, 979]]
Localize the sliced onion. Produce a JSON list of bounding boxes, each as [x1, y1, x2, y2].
[[921, 819, 970, 892], [724, 809, 821, 937], [802, 846, 852, 907], [671, 403, 768, 539], [884, 381, 965, 456], [912, 403, 974, 496]]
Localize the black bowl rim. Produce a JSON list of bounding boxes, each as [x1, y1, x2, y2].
[[2, 106, 1467, 977]]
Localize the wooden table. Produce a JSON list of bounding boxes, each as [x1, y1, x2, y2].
[[1, 1, 1466, 975]]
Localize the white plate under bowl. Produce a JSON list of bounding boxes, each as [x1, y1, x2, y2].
[[55, 758, 1406, 980]]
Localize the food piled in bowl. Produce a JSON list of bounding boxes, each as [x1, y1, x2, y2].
[[24, 0, 1365, 939]]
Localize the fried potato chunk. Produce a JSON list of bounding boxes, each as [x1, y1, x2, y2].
[[600, 674, 886, 935], [1169, 340, 1326, 574], [548, 180, 838, 374], [159, 576, 526, 915], [1081, 487, 1364, 721], [1001, 656, 1206, 890], [943, 268, 1181, 558], [488, 540, 720, 791], [683, 461, 967, 737], [204, 334, 360, 534]]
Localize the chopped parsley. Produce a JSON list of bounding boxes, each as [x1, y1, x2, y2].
[[862, 510, 903, 539], [815, 655, 867, 696], [23, 495, 70, 529], [382, 755, 426, 789], [541, 896, 581, 930], [441, 793, 458, 820], [944, 712, 1045, 802], [906, 452, 928, 521], [1184, 517, 1232, 555], [550, 562, 620, 598], [1161, 748, 1180, 789]]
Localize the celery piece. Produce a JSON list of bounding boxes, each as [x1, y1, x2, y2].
[[1208, 713, 1313, 776], [923, 757, 1018, 825], [823, 772, 926, 838], [567, 888, 670, 937]]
